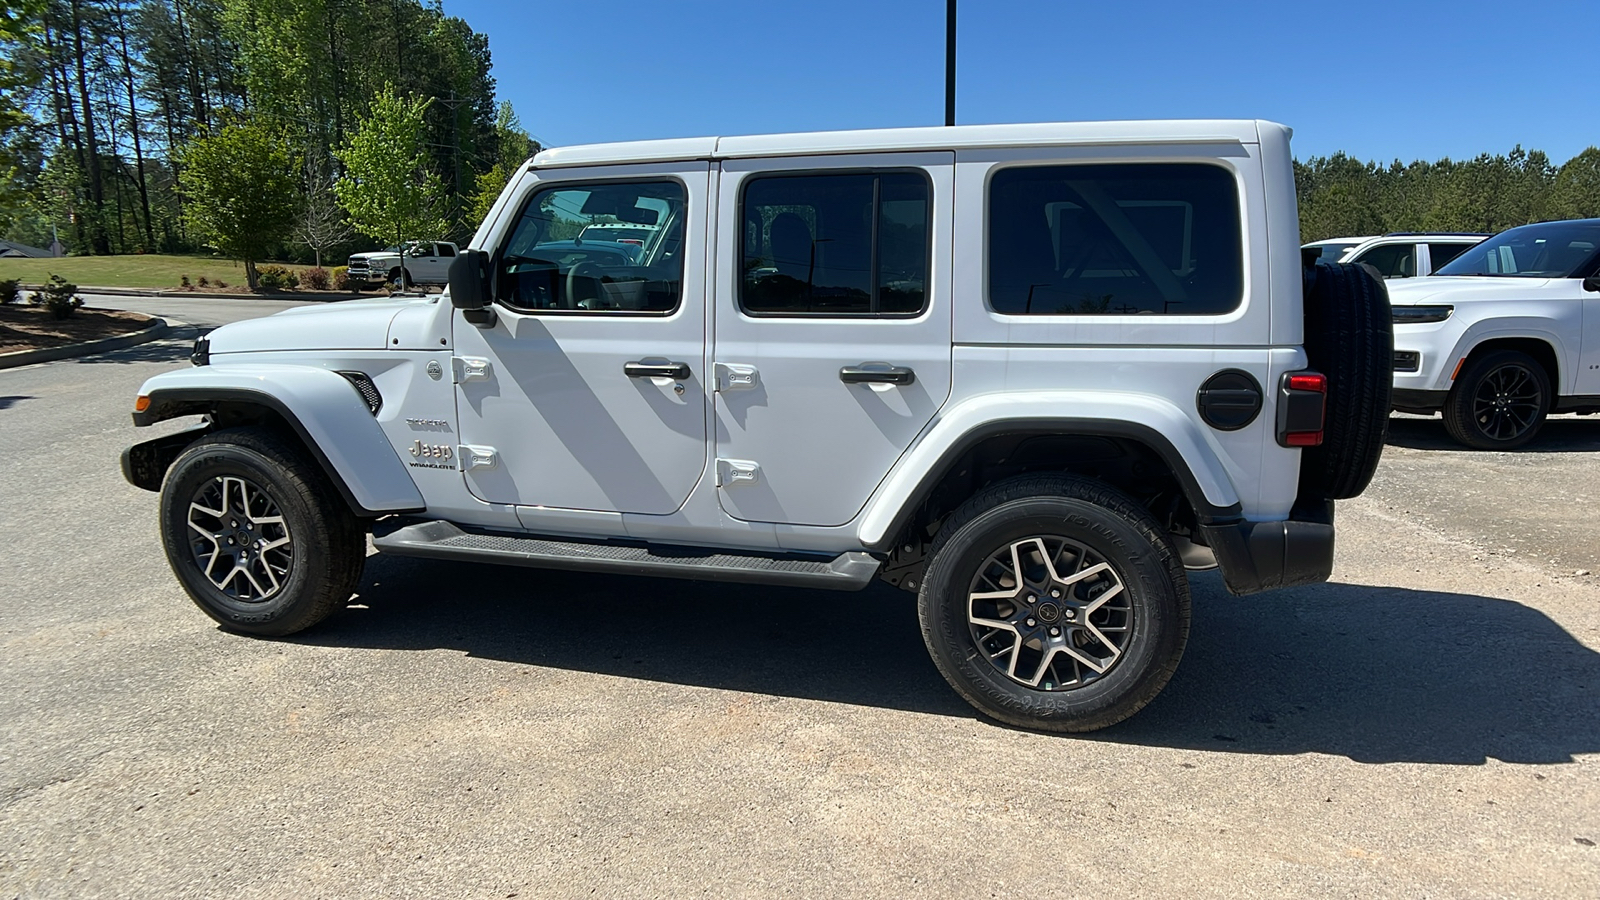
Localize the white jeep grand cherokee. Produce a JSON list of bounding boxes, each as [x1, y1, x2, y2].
[[1388, 218, 1600, 449], [123, 120, 1392, 732]]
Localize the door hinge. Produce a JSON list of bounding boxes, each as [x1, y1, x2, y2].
[[714, 362, 760, 392], [458, 444, 499, 471], [716, 458, 761, 487], [452, 356, 493, 384]]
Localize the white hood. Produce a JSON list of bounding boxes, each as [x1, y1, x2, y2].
[[1385, 275, 1556, 307], [207, 296, 428, 353]]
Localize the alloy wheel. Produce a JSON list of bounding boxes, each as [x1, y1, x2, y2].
[[186, 475, 294, 601], [967, 536, 1133, 690], [1471, 363, 1543, 443]]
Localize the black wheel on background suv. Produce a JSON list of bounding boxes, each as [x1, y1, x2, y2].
[[1443, 349, 1551, 450], [918, 474, 1189, 733], [159, 428, 366, 636]]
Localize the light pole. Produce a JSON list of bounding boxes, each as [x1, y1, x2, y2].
[[945, 0, 956, 126]]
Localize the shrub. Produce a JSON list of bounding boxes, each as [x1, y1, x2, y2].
[[256, 264, 290, 290], [0, 278, 19, 305], [331, 265, 353, 291], [197, 275, 209, 288], [302, 266, 330, 291], [32, 274, 83, 320], [281, 269, 300, 289], [180, 274, 192, 289], [215, 279, 227, 289]]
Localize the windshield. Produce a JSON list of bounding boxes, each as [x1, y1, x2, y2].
[[1434, 220, 1600, 278]]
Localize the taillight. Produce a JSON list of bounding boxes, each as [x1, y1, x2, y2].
[[1277, 370, 1326, 448]]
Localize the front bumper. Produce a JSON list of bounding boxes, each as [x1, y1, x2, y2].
[[1199, 500, 1335, 596]]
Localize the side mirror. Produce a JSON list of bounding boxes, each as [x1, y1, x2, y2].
[[1584, 274, 1600, 293], [448, 249, 495, 326]]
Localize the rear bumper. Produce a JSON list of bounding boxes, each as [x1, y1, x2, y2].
[[1200, 500, 1335, 596]]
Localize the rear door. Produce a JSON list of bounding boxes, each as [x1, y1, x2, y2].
[[711, 153, 953, 527]]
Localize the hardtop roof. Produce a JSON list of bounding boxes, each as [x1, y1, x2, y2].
[[530, 119, 1281, 169]]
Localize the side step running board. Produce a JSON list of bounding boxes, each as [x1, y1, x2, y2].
[[372, 520, 881, 591]]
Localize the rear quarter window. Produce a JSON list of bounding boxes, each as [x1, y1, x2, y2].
[[987, 163, 1243, 316]]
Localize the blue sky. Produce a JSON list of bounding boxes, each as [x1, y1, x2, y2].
[[444, 0, 1599, 165]]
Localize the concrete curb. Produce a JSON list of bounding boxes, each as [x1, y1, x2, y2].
[[15, 284, 378, 302], [0, 316, 171, 370]]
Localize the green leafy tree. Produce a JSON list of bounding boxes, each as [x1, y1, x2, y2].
[[1548, 148, 1600, 221], [0, 0, 45, 206], [334, 86, 449, 247], [178, 120, 299, 288], [468, 101, 536, 225]]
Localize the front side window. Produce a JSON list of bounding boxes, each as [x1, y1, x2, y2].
[[1435, 221, 1600, 278], [497, 180, 686, 313], [988, 163, 1243, 315], [740, 171, 931, 316]]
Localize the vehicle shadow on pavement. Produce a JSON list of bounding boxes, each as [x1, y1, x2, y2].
[[305, 555, 1600, 766], [0, 395, 33, 410], [71, 328, 201, 366], [1386, 415, 1600, 453]]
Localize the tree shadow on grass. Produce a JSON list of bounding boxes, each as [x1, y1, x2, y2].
[[298, 556, 1600, 766]]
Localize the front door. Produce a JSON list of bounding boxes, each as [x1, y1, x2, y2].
[[712, 153, 953, 527], [454, 163, 709, 514]]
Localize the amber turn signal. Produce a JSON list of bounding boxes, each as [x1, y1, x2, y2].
[[134, 395, 150, 412]]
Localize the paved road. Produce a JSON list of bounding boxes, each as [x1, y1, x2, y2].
[[2, 297, 1597, 898]]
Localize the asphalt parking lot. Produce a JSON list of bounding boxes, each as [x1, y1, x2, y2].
[[2, 298, 1597, 898]]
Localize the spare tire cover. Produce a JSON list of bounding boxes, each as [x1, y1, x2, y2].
[[1300, 262, 1392, 500]]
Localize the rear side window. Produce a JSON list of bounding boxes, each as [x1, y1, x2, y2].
[[988, 163, 1243, 315], [1352, 243, 1416, 277], [740, 171, 931, 316]]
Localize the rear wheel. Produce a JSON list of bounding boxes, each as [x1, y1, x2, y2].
[[159, 428, 366, 636], [1443, 349, 1550, 450], [918, 475, 1189, 733]]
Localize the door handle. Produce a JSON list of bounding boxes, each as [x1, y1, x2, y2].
[[624, 360, 691, 380], [840, 365, 915, 386]]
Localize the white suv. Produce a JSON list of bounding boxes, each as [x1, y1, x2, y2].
[[122, 120, 1392, 732], [1303, 233, 1486, 277], [1389, 218, 1600, 448]]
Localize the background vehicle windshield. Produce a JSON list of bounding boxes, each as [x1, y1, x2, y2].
[[1435, 220, 1600, 278]]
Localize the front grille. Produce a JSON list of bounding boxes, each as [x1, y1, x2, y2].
[[1393, 350, 1420, 372], [337, 371, 382, 414]]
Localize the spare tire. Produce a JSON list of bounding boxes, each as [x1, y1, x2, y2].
[[1300, 262, 1392, 500]]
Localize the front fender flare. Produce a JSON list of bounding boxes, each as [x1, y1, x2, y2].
[[132, 364, 425, 516], [856, 392, 1244, 549]]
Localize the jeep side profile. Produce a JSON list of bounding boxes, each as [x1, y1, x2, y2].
[[123, 120, 1392, 732]]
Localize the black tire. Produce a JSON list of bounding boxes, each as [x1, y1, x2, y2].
[[918, 474, 1190, 733], [387, 266, 407, 289], [1442, 349, 1551, 450], [1301, 262, 1392, 500], [158, 427, 366, 636]]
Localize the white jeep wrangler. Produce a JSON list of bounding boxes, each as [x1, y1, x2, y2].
[[123, 120, 1392, 732]]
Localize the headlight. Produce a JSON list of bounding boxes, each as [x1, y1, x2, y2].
[[1392, 305, 1453, 324]]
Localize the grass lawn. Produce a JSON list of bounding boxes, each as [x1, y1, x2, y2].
[[0, 254, 316, 290]]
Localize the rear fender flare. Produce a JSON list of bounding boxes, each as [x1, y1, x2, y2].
[[856, 392, 1244, 549], [132, 364, 425, 516]]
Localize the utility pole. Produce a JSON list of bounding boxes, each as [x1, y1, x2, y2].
[[945, 0, 956, 126]]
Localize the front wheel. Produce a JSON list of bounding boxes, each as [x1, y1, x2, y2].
[[918, 474, 1190, 733], [159, 428, 366, 636], [1442, 349, 1550, 450]]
